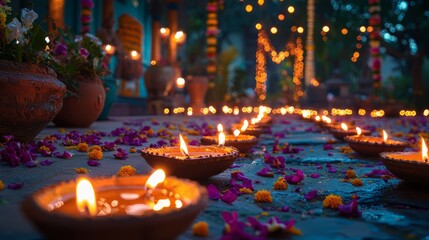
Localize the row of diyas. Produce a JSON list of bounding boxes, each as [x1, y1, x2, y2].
[[22, 169, 208, 240]]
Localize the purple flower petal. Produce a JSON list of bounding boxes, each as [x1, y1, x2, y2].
[[87, 160, 100, 167], [280, 205, 290, 212], [207, 184, 221, 200], [338, 199, 361, 218], [310, 173, 320, 178], [8, 182, 24, 190], [40, 159, 53, 166], [221, 190, 237, 204], [113, 148, 129, 160], [304, 190, 318, 201], [323, 144, 334, 150], [257, 167, 274, 177], [25, 161, 38, 168]]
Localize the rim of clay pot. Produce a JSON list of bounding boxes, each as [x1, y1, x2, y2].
[[380, 152, 429, 185], [345, 136, 408, 157], [200, 136, 258, 153], [21, 175, 208, 239], [0, 59, 57, 77]]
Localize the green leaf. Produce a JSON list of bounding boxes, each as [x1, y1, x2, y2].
[[29, 25, 47, 51]]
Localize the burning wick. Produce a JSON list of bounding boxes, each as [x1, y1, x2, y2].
[[422, 137, 428, 162], [218, 132, 225, 146], [241, 120, 249, 132], [356, 127, 362, 137], [179, 134, 189, 157], [233, 129, 240, 139], [217, 123, 223, 132], [341, 123, 348, 131], [76, 178, 97, 216], [382, 130, 388, 143]]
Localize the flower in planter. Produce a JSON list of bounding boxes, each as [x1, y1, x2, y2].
[[0, 2, 50, 64], [49, 28, 108, 96]]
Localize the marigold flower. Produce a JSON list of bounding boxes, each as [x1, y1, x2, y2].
[[323, 194, 343, 209], [74, 167, 89, 174], [77, 142, 89, 152], [341, 146, 353, 154], [89, 145, 102, 152], [192, 221, 209, 237], [117, 165, 136, 177], [254, 190, 273, 203], [351, 178, 363, 186], [239, 187, 253, 194], [129, 147, 137, 153], [273, 177, 288, 190], [58, 128, 67, 133], [287, 226, 303, 235], [0, 180, 4, 191], [345, 169, 357, 179], [88, 149, 103, 160]]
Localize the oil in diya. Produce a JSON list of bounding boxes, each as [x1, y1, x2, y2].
[[21, 169, 208, 240], [345, 129, 408, 157], [329, 123, 372, 140], [200, 124, 258, 153], [141, 134, 239, 179], [381, 137, 429, 185]]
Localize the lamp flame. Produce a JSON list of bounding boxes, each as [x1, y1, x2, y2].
[[233, 129, 240, 137], [218, 132, 225, 146], [145, 169, 166, 189], [326, 117, 332, 124], [382, 130, 388, 142], [341, 123, 348, 131], [217, 123, 223, 132], [315, 116, 321, 122], [76, 178, 97, 216], [422, 137, 428, 162], [179, 134, 189, 156], [241, 120, 249, 132], [356, 127, 362, 137]]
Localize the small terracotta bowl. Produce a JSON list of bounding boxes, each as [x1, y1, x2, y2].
[[381, 152, 429, 185], [231, 124, 263, 138], [21, 175, 208, 240], [345, 136, 408, 156], [200, 135, 258, 153], [141, 145, 239, 179], [329, 128, 372, 141]]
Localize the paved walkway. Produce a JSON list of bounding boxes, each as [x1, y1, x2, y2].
[[0, 115, 428, 239]]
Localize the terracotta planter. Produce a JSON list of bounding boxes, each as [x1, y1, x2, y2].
[[186, 75, 208, 112], [0, 60, 66, 142], [53, 76, 106, 128], [144, 65, 178, 100]]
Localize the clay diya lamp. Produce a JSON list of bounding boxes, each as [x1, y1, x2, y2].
[[201, 128, 258, 154], [21, 170, 208, 240], [329, 123, 371, 141], [231, 120, 263, 138], [345, 129, 408, 156], [316, 115, 334, 129], [381, 137, 429, 185], [142, 134, 239, 179]]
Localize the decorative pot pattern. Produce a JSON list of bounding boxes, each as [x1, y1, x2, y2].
[[0, 60, 66, 142]]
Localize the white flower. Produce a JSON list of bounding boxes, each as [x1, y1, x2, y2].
[[6, 18, 26, 44], [21, 8, 38, 29]]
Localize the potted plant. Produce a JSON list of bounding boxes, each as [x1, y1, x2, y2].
[[48, 28, 107, 128], [0, 2, 66, 142]]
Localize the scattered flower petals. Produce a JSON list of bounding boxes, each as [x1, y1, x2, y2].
[[117, 165, 136, 176], [257, 167, 274, 177], [338, 199, 361, 218], [310, 173, 320, 178], [114, 148, 129, 160], [87, 160, 100, 167], [74, 167, 89, 174], [221, 190, 238, 204], [40, 159, 53, 166], [304, 190, 318, 201], [8, 182, 24, 190], [254, 190, 273, 202], [323, 194, 343, 209], [192, 221, 209, 237], [207, 184, 221, 200]]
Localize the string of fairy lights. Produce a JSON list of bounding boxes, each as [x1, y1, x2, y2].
[[240, 0, 377, 101]]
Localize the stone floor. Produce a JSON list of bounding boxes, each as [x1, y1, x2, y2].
[[1, 114, 429, 239]]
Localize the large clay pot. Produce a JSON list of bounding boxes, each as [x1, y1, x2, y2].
[[144, 65, 179, 100], [0, 60, 66, 142], [97, 76, 117, 120], [53, 76, 106, 128], [186, 75, 208, 112]]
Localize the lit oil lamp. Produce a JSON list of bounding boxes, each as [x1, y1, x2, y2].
[[329, 123, 372, 140], [231, 119, 263, 138], [345, 129, 408, 156], [201, 124, 258, 153], [21, 170, 208, 240], [141, 134, 239, 179], [317, 115, 334, 129], [381, 137, 429, 185]]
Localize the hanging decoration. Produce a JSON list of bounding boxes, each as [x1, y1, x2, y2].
[[304, 0, 315, 87], [368, 0, 381, 92], [80, 0, 94, 34], [255, 30, 304, 102], [206, 0, 219, 78]]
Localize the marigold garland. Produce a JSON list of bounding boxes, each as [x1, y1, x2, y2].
[[369, 0, 382, 92]]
